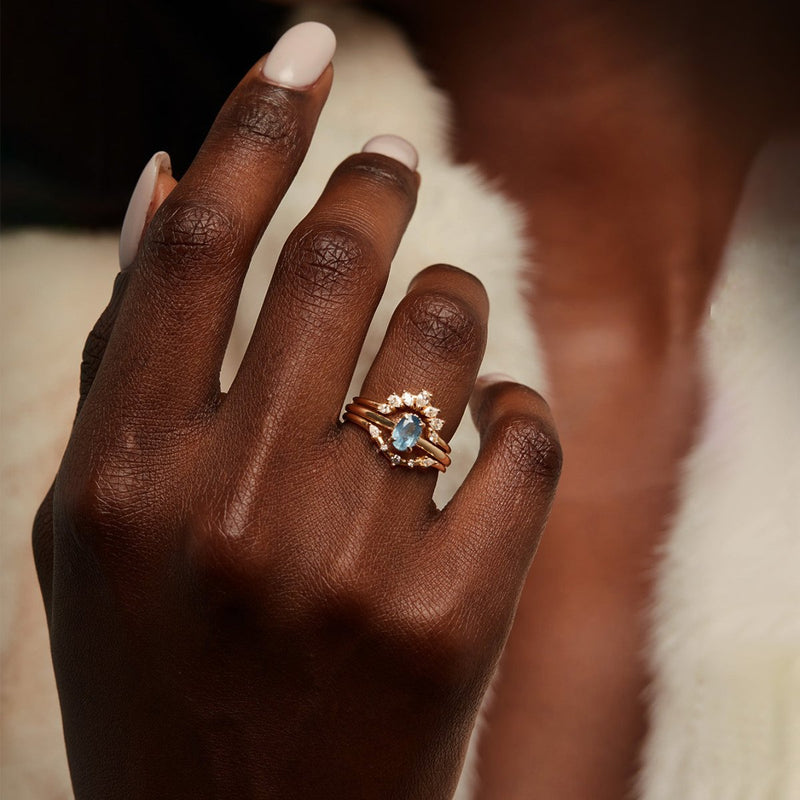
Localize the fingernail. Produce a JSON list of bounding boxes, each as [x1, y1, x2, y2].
[[476, 372, 515, 388], [261, 21, 337, 89], [119, 151, 172, 271], [361, 134, 419, 171]]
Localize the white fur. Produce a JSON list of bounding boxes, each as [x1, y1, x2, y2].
[[1, 6, 797, 798], [637, 140, 800, 800]]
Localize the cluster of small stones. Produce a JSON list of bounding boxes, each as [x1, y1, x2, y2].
[[377, 390, 434, 415]]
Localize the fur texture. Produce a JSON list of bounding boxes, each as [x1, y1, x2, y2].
[[1, 6, 797, 798], [637, 139, 800, 800]]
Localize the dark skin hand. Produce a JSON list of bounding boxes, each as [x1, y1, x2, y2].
[[32, 47, 562, 798]]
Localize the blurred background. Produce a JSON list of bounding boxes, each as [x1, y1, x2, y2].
[[4, 0, 799, 229], [2, 0, 290, 227]]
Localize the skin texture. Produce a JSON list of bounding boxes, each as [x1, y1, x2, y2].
[[32, 53, 563, 798], [380, 0, 799, 796]]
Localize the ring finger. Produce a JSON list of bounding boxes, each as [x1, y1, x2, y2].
[[340, 264, 490, 516]]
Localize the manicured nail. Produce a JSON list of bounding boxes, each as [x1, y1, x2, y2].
[[119, 151, 172, 270], [476, 372, 515, 388], [361, 135, 419, 171], [261, 21, 337, 89]]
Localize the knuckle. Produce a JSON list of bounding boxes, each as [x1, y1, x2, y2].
[[144, 200, 240, 275], [310, 545, 385, 621], [222, 84, 303, 155], [57, 431, 173, 546], [54, 451, 175, 584], [187, 509, 271, 602], [60, 460, 139, 533], [302, 576, 396, 656], [495, 412, 563, 483], [400, 291, 484, 363], [282, 223, 375, 306], [386, 590, 484, 690]]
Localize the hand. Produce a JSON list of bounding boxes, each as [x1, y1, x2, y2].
[[33, 22, 561, 800]]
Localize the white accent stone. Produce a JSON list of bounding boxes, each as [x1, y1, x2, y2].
[[387, 394, 401, 408], [423, 405, 439, 418], [401, 391, 415, 406], [428, 418, 444, 431]]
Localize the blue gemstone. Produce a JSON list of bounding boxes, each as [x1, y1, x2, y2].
[[391, 413, 423, 452]]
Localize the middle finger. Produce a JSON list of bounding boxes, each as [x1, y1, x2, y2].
[[226, 136, 419, 438]]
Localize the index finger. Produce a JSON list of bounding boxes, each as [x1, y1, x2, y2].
[[95, 22, 337, 419]]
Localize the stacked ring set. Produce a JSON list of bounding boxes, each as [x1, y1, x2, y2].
[[344, 390, 451, 472]]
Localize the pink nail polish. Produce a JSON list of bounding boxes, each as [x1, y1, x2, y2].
[[476, 373, 515, 388], [361, 134, 419, 171], [261, 22, 337, 89], [119, 151, 171, 271]]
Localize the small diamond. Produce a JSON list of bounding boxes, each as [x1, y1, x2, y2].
[[391, 413, 423, 452], [389, 454, 401, 466], [387, 394, 402, 408], [428, 418, 444, 431], [401, 391, 415, 407], [417, 457, 435, 468], [377, 403, 392, 414], [415, 390, 431, 408], [407, 459, 415, 468], [369, 424, 380, 439], [422, 405, 439, 418], [380, 443, 388, 451], [428, 431, 441, 445]]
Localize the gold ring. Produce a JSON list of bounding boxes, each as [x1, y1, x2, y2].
[[343, 390, 450, 472]]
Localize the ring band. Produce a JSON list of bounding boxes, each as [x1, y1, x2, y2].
[[343, 390, 451, 472]]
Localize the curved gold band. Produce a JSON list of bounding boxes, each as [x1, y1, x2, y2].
[[343, 413, 448, 472]]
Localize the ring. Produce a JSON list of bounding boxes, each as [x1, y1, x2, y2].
[[343, 390, 451, 472]]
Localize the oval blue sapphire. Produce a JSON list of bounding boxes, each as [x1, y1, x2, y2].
[[391, 413, 423, 452]]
